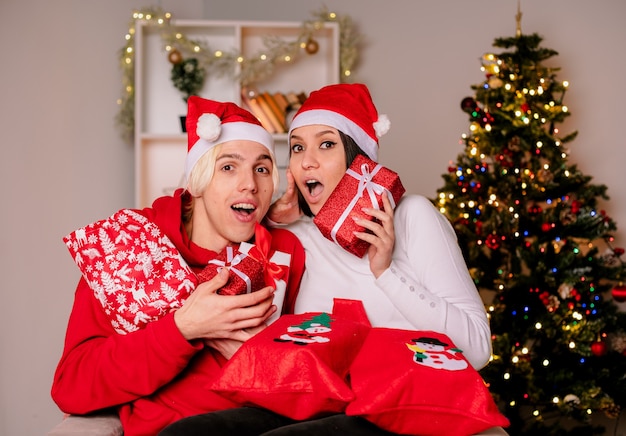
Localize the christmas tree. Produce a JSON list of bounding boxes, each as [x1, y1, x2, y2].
[[433, 17, 626, 436]]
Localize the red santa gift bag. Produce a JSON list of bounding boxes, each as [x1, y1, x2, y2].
[[313, 154, 405, 257], [345, 328, 509, 436], [210, 299, 371, 420], [63, 208, 197, 334]]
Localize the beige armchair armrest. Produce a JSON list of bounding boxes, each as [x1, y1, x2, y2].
[[47, 412, 123, 436]]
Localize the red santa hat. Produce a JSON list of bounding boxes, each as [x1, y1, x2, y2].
[[288, 83, 390, 161], [185, 96, 274, 181]]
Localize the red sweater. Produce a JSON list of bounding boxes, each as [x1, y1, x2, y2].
[[51, 190, 305, 436]]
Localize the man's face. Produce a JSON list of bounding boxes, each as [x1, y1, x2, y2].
[[193, 140, 275, 252]]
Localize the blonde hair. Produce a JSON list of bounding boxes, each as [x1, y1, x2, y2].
[[186, 143, 280, 197]]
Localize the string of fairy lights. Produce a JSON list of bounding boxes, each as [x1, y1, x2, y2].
[[114, 6, 360, 142]]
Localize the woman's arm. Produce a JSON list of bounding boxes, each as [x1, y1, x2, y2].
[[374, 195, 492, 369]]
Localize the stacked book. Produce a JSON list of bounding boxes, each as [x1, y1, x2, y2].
[[241, 87, 308, 134]]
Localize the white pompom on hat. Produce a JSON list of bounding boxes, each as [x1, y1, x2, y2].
[[288, 83, 389, 162], [184, 96, 274, 181]]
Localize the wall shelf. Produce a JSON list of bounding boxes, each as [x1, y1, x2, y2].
[[134, 19, 340, 207]]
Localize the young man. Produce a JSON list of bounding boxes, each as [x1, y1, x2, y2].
[[51, 96, 305, 436]]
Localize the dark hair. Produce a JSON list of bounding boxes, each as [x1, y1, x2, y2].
[[297, 131, 368, 217]]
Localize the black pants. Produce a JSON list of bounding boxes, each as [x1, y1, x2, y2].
[[159, 407, 396, 436]]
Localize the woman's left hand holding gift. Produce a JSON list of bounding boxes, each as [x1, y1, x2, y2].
[[353, 192, 396, 278]]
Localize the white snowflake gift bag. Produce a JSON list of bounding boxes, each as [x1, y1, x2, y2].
[[63, 209, 197, 334]]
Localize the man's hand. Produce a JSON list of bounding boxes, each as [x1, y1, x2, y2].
[[205, 324, 267, 360], [174, 268, 276, 341]]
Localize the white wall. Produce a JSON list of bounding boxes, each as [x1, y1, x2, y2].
[[1, 0, 624, 434]]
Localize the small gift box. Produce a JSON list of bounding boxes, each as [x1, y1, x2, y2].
[[313, 154, 405, 257], [196, 245, 265, 296], [63, 209, 197, 334], [196, 224, 291, 323]]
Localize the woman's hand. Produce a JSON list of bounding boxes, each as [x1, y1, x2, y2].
[[174, 268, 277, 341], [266, 168, 302, 225], [354, 192, 396, 278]]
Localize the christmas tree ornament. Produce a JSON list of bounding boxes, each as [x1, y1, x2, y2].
[[563, 394, 580, 405], [168, 48, 183, 64], [611, 285, 626, 302], [304, 38, 319, 54], [591, 340, 607, 356], [461, 97, 477, 113]]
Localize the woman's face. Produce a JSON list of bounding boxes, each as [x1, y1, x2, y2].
[[289, 124, 347, 215]]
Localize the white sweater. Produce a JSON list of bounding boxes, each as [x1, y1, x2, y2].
[[287, 194, 492, 369]]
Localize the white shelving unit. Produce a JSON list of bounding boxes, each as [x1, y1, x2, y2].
[[134, 19, 340, 208]]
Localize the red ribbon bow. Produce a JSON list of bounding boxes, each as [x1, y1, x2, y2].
[[246, 223, 289, 289]]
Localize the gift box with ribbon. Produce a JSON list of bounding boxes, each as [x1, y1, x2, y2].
[[196, 224, 291, 323], [63, 209, 197, 334], [313, 154, 405, 257], [197, 245, 264, 296]]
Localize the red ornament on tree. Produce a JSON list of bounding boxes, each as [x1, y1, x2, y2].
[[611, 285, 626, 303], [486, 234, 500, 250], [591, 340, 608, 357]]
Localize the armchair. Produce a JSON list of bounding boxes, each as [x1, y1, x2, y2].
[[47, 412, 123, 436]]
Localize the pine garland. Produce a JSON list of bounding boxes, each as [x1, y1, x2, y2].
[[115, 7, 360, 143]]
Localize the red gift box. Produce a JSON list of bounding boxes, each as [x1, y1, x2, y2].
[[63, 209, 197, 334], [196, 224, 291, 323], [197, 245, 266, 296], [313, 154, 405, 257]]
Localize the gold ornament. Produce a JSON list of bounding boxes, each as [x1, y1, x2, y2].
[[305, 38, 319, 55], [168, 49, 183, 64]]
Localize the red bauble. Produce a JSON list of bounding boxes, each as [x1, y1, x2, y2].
[[461, 97, 477, 113], [611, 285, 626, 303], [485, 234, 500, 250], [591, 340, 607, 357]]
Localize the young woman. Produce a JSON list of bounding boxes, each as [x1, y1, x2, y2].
[[159, 85, 504, 435], [51, 96, 305, 436]]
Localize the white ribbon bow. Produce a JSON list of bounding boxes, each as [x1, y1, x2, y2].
[[207, 246, 252, 293]]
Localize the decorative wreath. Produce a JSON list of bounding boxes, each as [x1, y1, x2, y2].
[[115, 6, 360, 143]]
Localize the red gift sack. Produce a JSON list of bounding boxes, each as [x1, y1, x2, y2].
[[313, 154, 405, 257], [210, 299, 371, 420], [63, 209, 197, 334], [345, 328, 509, 436]]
